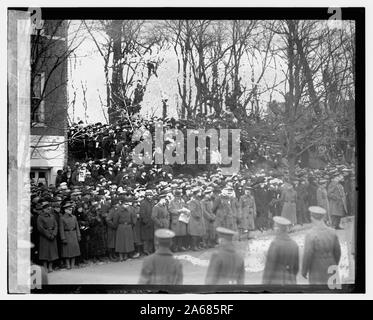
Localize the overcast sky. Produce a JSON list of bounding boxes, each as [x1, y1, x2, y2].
[[67, 20, 346, 124]]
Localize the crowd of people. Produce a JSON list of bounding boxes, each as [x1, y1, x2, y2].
[[31, 152, 356, 274]]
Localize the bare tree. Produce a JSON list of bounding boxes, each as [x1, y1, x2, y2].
[[83, 20, 166, 124]]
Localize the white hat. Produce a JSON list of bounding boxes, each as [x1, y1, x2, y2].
[[273, 216, 291, 226], [308, 206, 326, 215]]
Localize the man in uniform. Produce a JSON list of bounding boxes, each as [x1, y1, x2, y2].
[[151, 193, 170, 231], [168, 189, 188, 252], [328, 174, 347, 230], [262, 216, 299, 285], [187, 188, 206, 251], [201, 187, 217, 248], [138, 229, 183, 285], [139, 190, 155, 255], [205, 227, 245, 285], [302, 206, 342, 285]]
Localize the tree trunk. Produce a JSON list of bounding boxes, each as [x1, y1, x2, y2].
[[109, 20, 123, 124]]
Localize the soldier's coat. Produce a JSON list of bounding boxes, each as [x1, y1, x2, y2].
[[262, 232, 299, 285], [214, 197, 238, 231], [139, 198, 154, 241], [187, 198, 206, 236], [238, 194, 256, 230], [328, 181, 347, 217], [201, 198, 216, 239], [151, 203, 170, 230], [114, 206, 135, 253], [138, 247, 183, 285], [37, 212, 59, 261], [106, 206, 117, 249], [280, 187, 297, 225], [168, 197, 188, 236], [301, 224, 341, 284], [60, 213, 81, 258], [205, 243, 245, 285]]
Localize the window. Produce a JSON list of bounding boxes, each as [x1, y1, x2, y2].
[[31, 72, 45, 124], [31, 170, 49, 186]]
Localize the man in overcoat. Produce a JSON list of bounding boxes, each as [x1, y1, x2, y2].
[[205, 227, 245, 285], [328, 175, 347, 230], [139, 190, 155, 255], [262, 216, 299, 285], [201, 187, 217, 248], [302, 206, 342, 285], [37, 202, 59, 272], [168, 189, 188, 252], [138, 229, 183, 285], [187, 188, 206, 251]]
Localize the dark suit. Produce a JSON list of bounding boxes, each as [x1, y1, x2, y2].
[[302, 225, 341, 284], [262, 233, 299, 285], [205, 243, 245, 285]]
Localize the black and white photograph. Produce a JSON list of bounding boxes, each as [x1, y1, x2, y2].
[[5, 4, 365, 296]]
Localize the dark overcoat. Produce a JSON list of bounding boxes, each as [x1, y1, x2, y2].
[[106, 207, 117, 249], [151, 203, 170, 230], [60, 213, 81, 258], [138, 247, 183, 285], [132, 206, 142, 245], [187, 198, 206, 236], [262, 233, 299, 285], [201, 198, 216, 238], [302, 225, 342, 284], [328, 182, 347, 217], [214, 197, 237, 231], [139, 198, 154, 241], [37, 212, 59, 261], [205, 243, 245, 285], [114, 206, 135, 253]]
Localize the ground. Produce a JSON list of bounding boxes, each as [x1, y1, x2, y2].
[[48, 219, 355, 286]]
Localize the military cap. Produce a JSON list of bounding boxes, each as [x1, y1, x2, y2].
[[158, 192, 168, 199], [155, 228, 175, 239], [163, 187, 172, 193], [273, 216, 291, 226], [191, 186, 200, 194], [62, 202, 73, 208], [216, 227, 237, 240], [308, 206, 326, 216], [41, 201, 51, 208], [59, 182, 68, 190], [203, 187, 213, 194], [145, 190, 153, 196]]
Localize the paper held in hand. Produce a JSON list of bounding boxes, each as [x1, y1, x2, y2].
[[178, 208, 191, 224]]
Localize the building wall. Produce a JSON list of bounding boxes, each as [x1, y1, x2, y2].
[[30, 135, 65, 185], [31, 20, 68, 137], [30, 20, 68, 184]]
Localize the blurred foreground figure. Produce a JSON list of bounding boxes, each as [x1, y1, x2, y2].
[[138, 229, 183, 285], [302, 206, 341, 284], [205, 227, 245, 285], [262, 216, 299, 285]]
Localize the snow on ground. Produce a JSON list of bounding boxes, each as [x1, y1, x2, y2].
[[48, 222, 354, 285]]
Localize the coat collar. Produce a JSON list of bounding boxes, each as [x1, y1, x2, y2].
[[155, 247, 173, 256]]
